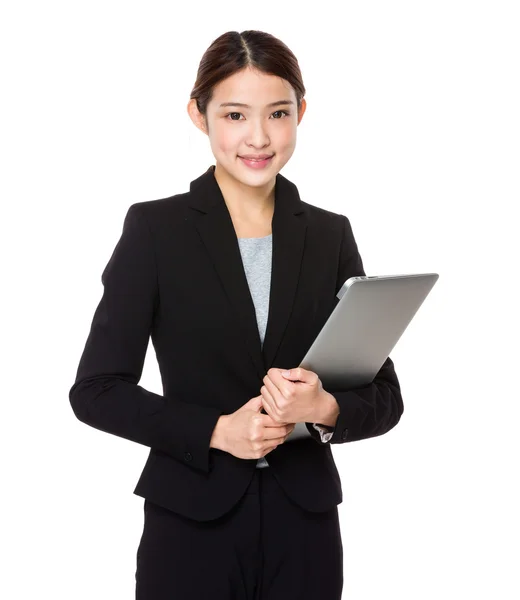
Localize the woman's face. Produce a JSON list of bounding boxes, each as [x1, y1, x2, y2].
[[189, 66, 306, 190]]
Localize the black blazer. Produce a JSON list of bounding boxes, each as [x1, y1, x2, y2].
[[69, 165, 404, 522]]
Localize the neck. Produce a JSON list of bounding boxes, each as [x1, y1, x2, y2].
[[213, 162, 275, 222]]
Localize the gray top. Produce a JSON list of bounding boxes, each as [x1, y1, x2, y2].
[[237, 234, 273, 351], [236, 233, 333, 469]]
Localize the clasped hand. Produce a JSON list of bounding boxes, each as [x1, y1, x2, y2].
[[260, 367, 324, 425]]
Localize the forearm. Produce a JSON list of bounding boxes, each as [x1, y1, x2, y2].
[[326, 356, 403, 444], [70, 375, 222, 474]]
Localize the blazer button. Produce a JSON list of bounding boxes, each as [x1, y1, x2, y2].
[[341, 429, 348, 441], [184, 452, 193, 462]]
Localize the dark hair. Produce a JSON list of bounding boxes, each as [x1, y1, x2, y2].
[[189, 30, 306, 122]]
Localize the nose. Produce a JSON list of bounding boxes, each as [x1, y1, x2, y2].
[[246, 118, 270, 148]]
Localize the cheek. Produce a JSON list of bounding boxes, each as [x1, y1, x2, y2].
[[212, 123, 241, 152], [275, 127, 297, 151]]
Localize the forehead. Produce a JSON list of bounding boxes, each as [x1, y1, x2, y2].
[[210, 68, 295, 107]]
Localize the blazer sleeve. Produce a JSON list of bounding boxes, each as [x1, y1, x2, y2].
[[69, 203, 223, 474], [306, 215, 404, 445]]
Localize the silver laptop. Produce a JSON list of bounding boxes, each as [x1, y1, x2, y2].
[[287, 273, 439, 441]]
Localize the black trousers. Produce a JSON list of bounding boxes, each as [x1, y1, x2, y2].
[[135, 466, 344, 599]]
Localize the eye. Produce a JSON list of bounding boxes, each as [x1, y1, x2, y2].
[[224, 110, 291, 121], [272, 110, 290, 119]]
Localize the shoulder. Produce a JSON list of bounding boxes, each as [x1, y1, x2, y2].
[[299, 198, 348, 237], [124, 192, 190, 231]]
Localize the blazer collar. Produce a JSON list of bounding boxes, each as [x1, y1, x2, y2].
[[188, 165, 308, 380]]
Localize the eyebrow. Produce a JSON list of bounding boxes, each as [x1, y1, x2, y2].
[[218, 100, 295, 109]]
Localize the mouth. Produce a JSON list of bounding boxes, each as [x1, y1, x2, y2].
[[238, 155, 274, 169]]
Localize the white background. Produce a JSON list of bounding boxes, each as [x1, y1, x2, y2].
[[1, 1, 519, 598]]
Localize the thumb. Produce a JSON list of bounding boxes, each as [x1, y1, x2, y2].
[[280, 367, 303, 381], [248, 395, 264, 412]]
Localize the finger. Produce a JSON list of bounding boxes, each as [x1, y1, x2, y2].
[[261, 382, 286, 422], [267, 368, 291, 388], [264, 371, 291, 402], [260, 391, 274, 422], [262, 375, 282, 404], [260, 386, 275, 427]]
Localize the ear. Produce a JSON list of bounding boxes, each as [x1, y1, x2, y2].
[[187, 98, 208, 136], [297, 98, 307, 126]]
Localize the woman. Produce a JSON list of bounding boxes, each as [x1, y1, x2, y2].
[[69, 29, 404, 600]]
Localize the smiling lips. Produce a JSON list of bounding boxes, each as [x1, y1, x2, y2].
[[239, 155, 274, 169], [239, 154, 273, 160]]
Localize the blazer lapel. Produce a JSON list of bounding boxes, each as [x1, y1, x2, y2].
[[188, 165, 307, 381]]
